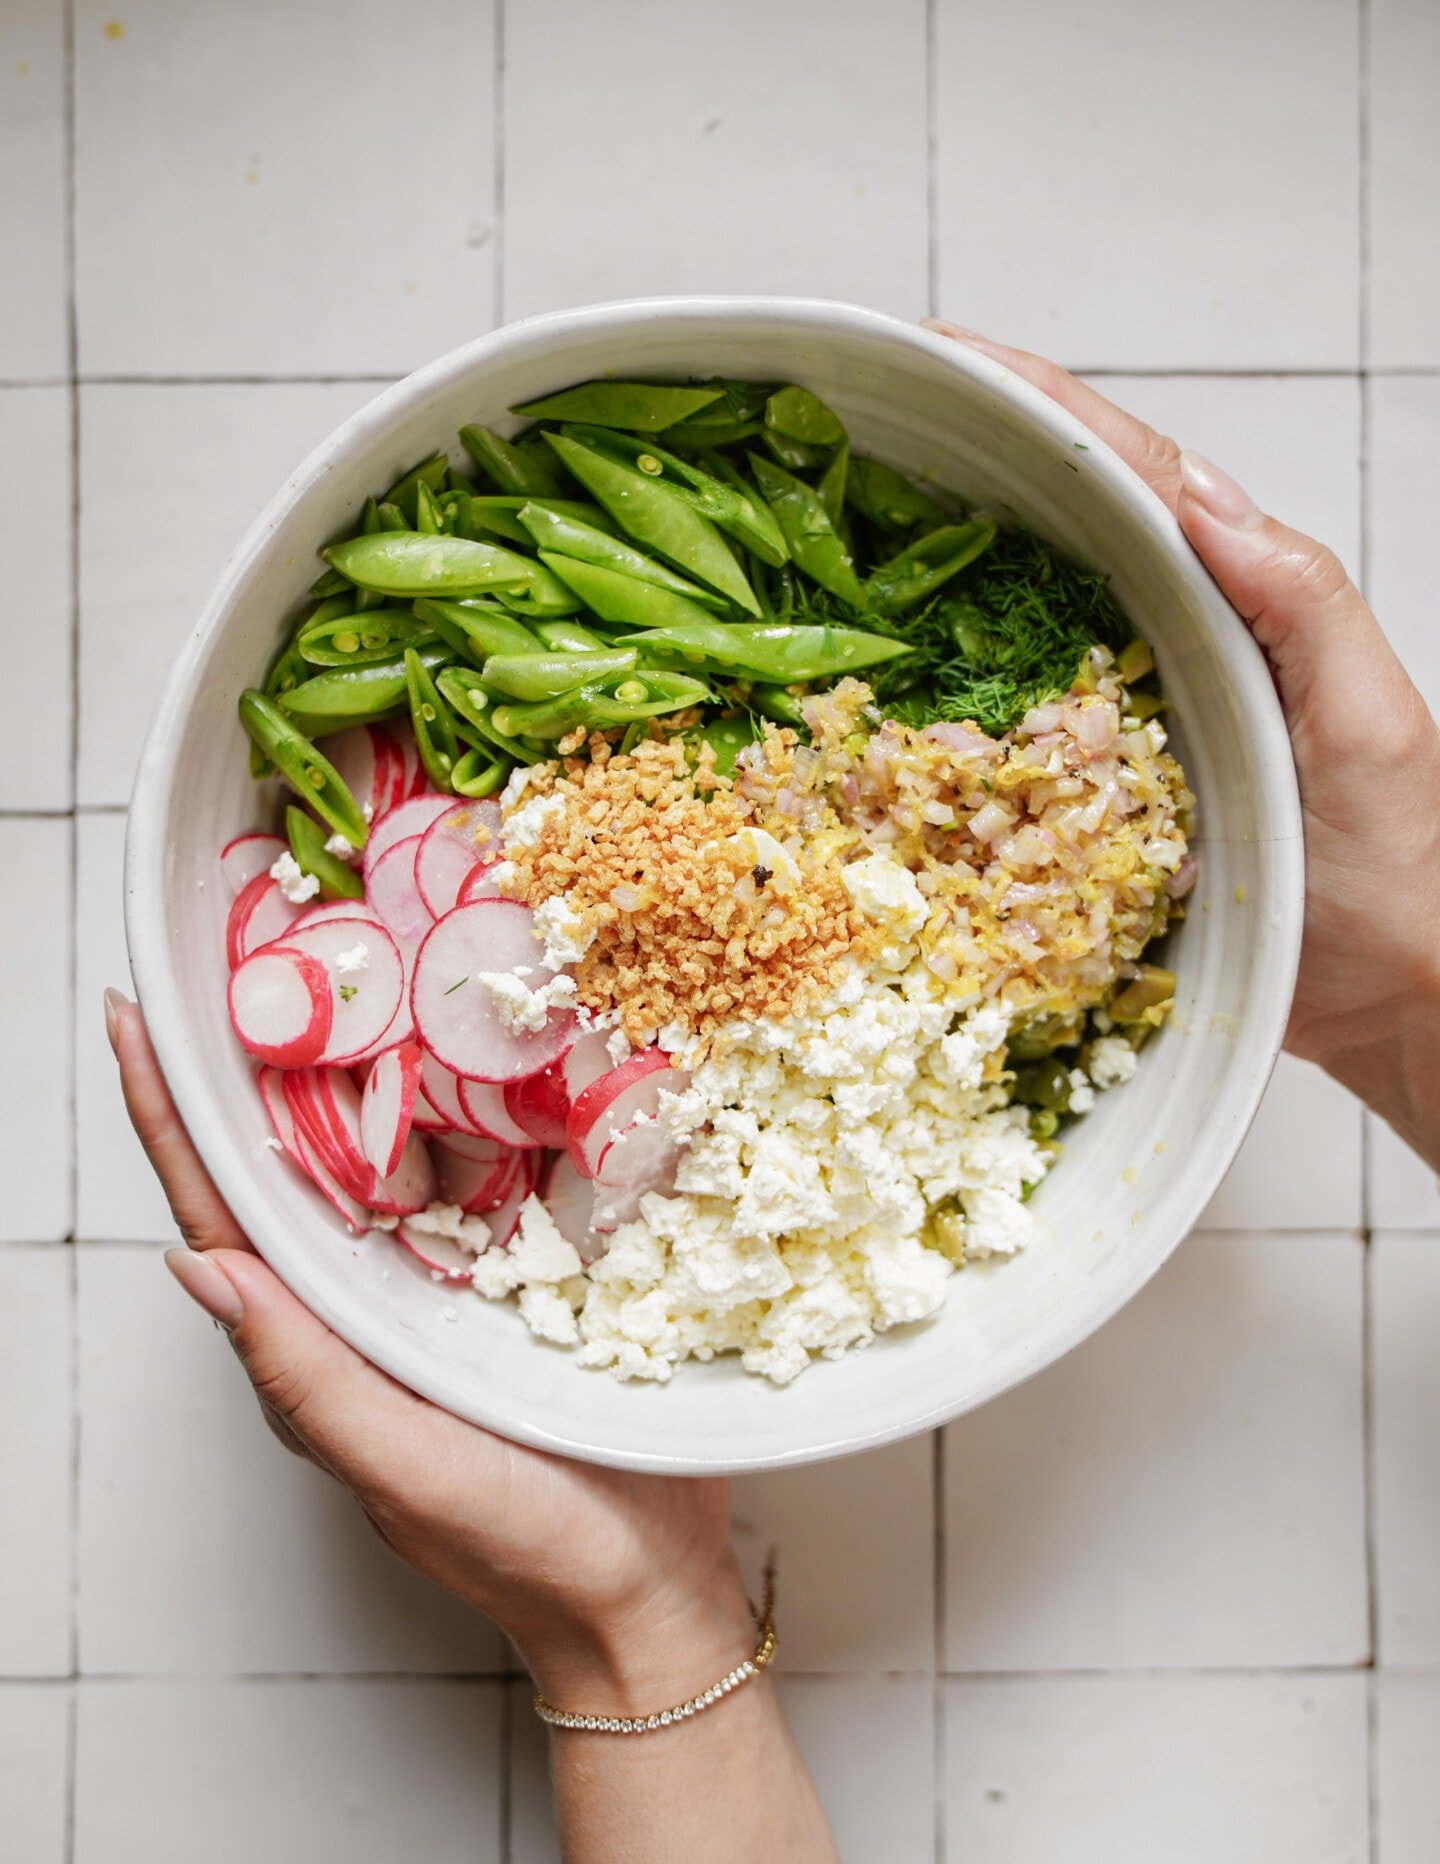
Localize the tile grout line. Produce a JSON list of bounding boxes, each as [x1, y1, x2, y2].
[[493, 0, 507, 331], [932, 1428, 946, 1864], [924, 0, 938, 322], [498, 1677, 514, 1864]]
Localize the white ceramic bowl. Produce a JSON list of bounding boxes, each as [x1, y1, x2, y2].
[[126, 297, 1301, 1473]]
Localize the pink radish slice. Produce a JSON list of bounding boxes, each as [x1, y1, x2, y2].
[[281, 918, 404, 1066], [228, 945, 332, 1067], [362, 794, 455, 881], [225, 873, 303, 969], [411, 900, 576, 1083], [415, 801, 503, 919], [566, 1048, 685, 1179], [258, 1066, 309, 1170], [562, 1027, 615, 1104], [324, 724, 403, 826], [420, 1052, 490, 1137], [292, 1125, 370, 1234], [361, 1041, 423, 1178], [369, 1126, 437, 1217], [410, 1076, 452, 1134], [291, 900, 382, 933], [433, 1125, 516, 1164], [394, 1220, 481, 1282], [457, 1076, 547, 1149], [307, 1064, 435, 1215], [366, 835, 432, 950], [542, 1152, 606, 1263], [596, 1115, 680, 1194], [433, 1137, 521, 1214], [221, 832, 285, 896], [458, 858, 506, 904], [491, 1152, 545, 1246], [284, 1069, 371, 1201]]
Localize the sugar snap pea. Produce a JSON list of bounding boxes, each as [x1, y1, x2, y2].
[[537, 552, 720, 634], [454, 494, 617, 548], [238, 690, 369, 847], [845, 458, 949, 532], [459, 424, 566, 497], [748, 683, 809, 728], [517, 502, 732, 611], [286, 804, 365, 901], [278, 644, 451, 725], [297, 608, 434, 668], [324, 531, 533, 598], [436, 667, 536, 763], [817, 443, 849, 530], [533, 617, 612, 653], [414, 479, 444, 536], [689, 714, 759, 776], [404, 647, 459, 791], [512, 381, 723, 432], [451, 746, 511, 798], [354, 498, 386, 614], [481, 647, 638, 702], [863, 521, 997, 617], [765, 385, 846, 448], [380, 454, 449, 526], [414, 597, 540, 664], [616, 620, 911, 684], [748, 454, 864, 609], [490, 670, 712, 741]]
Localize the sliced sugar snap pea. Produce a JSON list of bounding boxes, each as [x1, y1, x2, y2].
[[536, 551, 721, 634], [748, 683, 809, 728], [481, 648, 638, 703], [286, 804, 365, 901], [297, 608, 434, 667], [615, 620, 911, 684], [324, 531, 534, 598], [459, 424, 566, 497], [435, 666, 535, 762], [748, 453, 864, 609], [533, 617, 612, 653], [517, 502, 733, 611], [454, 494, 617, 548], [758, 429, 831, 473], [414, 479, 444, 535], [404, 646, 459, 792], [354, 498, 386, 613], [308, 567, 350, 600], [380, 454, 449, 526], [278, 644, 451, 724], [845, 457, 948, 532], [451, 746, 511, 798], [817, 442, 849, 530], [237, 690, 369, 847], [490, 670, 712, 741], [689, 713, 759, 776], [765, 385, 846, 448], [511, 381, 724, 431], [864, 521, 996, 617], [415, 597, 541, 665]]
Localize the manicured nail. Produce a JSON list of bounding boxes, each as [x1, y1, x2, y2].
[[1179, 451, 1263, 531], [165, 1247, 244, 1331], [103, 986, 130, 1053], [921, 316, 985, 341]]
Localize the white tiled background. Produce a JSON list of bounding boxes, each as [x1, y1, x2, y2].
[[3, 0, 1438, 1856]]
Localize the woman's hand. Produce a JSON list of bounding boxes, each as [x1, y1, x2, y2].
[[924, 321, 1440, 1173], [107, 994, 837, 1863]]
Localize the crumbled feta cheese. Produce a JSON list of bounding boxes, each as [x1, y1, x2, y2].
[[503, 790, 566, 849], [269, 850, 319, 903], [729, 827, 800, 894], [500, 764, 539, 811], [532, 893, 594, 969], [324, 832, 360, 863], [404, 1203, 491, 1254], [1086, 1034, 1139, 1090], [477, 968, 578, 1033], [509, 1195, 584, 1284], [518, 1284, 582, 1346], [606, 1026, 634, 1065], [1067, 1068, 1096, 1115], [840, 854, 927, 935], [334, 942, 369, 976], [362, 800, 375, 823]]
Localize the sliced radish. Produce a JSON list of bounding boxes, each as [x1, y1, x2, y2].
[[411, 900, 577, 1083], [457, 1076, 548, 1149], [362, 794, 456, 882], [293, 1124, 371, 1234], [433, 1136, 521, 1214], [561, 1027, 615, 1105], [225, 872, 304, 969], [415, 800, 503, 919], [596, 1115, 680, 1193], [284, 1069, 369, 1199], [420, 1051, 490, 1137], [503, 1064, 571, 1148], [324, 723, 405, 826], [566, 1048, 685, 1179], [220, 832, 285, 896], [542, 1152, 606, 1263], [258, 1066, 308, 1170], [458, 858, 507, 904], [366, 835, 432, 950], [227, 945, 332, 1067], [281, 918, 404, 1067], [360, 1041, 423, 1178], [394, 1220, 482, 1282], [409, 1080, 450, 1133], [291, 900, 382, 933], [370, 1126, 437, 1217], [487, 1152, 545, 1249], [433, 1125, 517, 1164]]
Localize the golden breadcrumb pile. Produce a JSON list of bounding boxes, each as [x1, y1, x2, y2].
[[505, 735, 863, 1044]]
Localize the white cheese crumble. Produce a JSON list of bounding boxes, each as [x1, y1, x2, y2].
[[504, 790, 567, 849], [1087, 1034, 1139, 1090], [477, 968, 578, 1033], [840, 853, 928, 935], [269, 849, 320, 903], [405, 1203, 492, 1252], [324, 832, 360, 863], [334, 942, 369, 976], [532, 893, 594, 969]]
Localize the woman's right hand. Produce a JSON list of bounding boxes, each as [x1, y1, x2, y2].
[[924, 321, 1440, 1174]]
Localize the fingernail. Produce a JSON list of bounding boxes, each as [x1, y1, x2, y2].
[[921, 316, 985, 341], [1179, 451, 1263, 531], [165, 1247, 244, 1331], [103, 986, 130, 1053]]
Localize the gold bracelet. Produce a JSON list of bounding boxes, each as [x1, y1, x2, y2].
[[533, 1555, 779, 1736]]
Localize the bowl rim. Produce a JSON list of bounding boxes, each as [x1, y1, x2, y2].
[[125, 294, 1303, 1471]]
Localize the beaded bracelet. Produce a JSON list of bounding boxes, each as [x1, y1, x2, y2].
[[533, 1557, 778, 1736]]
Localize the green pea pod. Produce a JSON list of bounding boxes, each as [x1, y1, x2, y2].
[[455, 494, 617, 548], [758, 429, 831, 473], [285, 804, 365, 901], [324, 531, 533, 598], [279, 644, 452, 724], [414, 479, 444, 536], [694, 450, 788, 567], [297, 609, 435, 668], [659, 417, 763, 453], [491, 671, 712, 741], [536, 551, 720, 635], [749, 683, 808, 728], [414, 597, 541, 665], [481, 647, 638, 702], [817, 442, 849, 530], [436, 667, 535, 762], [376, 501, 408, 532], [238, 691, 369, 847], [543, 432, 759, 614], [534, 617, 612, 652], [459, 424, 566, 497], [864, 521, 997, 617], [451, 746, 511, 799], [675, 379, 772, 429], [616, 620, 911, 685], [381, 454, 449, 525], [765, 385, 846, 448], [404, 647, 459, 792], [517, 502, 732, 611], [689, 714, 759, 777], [354, 498, 386, 613], [308, 567, 350, 600], [748, 454, 864, 609], [510, 381, 724, 432], [844, 457, 949, 532]]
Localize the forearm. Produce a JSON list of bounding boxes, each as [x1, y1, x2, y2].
[[519, 1573, 837, 1864]]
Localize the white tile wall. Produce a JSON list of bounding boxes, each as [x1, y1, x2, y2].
[[6, 0, 1438, 1854]]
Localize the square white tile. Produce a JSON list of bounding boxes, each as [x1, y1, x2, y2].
[[1368, 0, 1440, 366], [731, 1435, 933, 1673], [75, 1679, 503, 1864], [0, 388, 72, 810], [73, 1, 496, 376], [936, 0, 1360, 368], [0, 1251, 71, 1677], [0, 1685, 68, 1864], [0, 817, 71, 1243], [1372, 1232, 1440, 1664], [944, 1231, 1367, 1671], [77, 1244, 507, 1673], [1377, 1673, 1440, 1864], [944, 1673, 1368, 1864], [1203, 1053, 1363, 1231], [74, 812, 174, 1242], [510, 1676, 935, 1864], [0, 1, 66, 379], [503, 0, 928, 321], [1368, 1115, 1440, 1229], [1369, 374, 1440, 719], [77, 380, 383, 808]]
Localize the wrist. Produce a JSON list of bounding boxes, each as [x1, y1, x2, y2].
[[1318, 946, 1440, 1169]]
